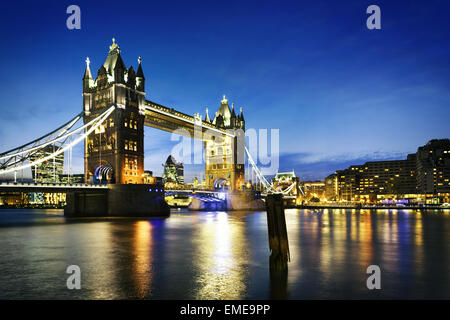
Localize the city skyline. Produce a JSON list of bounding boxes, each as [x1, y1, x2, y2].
[[0, 1, 449, 182]]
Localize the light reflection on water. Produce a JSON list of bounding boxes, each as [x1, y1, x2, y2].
[[192, 211, 248, 299], [0, 208, 448, 299], [132, 221, 153, 298]]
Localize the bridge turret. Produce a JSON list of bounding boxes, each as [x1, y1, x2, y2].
[[238, 107, 245, 130], [205, 95, 246, 190], [127, 66, 136, 88], [136, 57, 145, 92], [113, 53, 126, 84], [213, 95, 232, 128], [230, 103, 236, 127], [204, 107, 211, 123], [83, 57, 93, 91], [83, 39, 146, 185]]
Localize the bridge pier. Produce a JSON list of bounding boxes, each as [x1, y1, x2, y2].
[[64, 184, 170, 217]]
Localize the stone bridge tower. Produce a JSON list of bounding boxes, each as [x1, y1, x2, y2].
[[204, 96, 245, 190], [82, 39, 146, 184]]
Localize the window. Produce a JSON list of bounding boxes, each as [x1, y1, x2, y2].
[[124, 140, 137, 151]]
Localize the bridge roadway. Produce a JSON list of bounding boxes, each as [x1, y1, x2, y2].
[[0, 183, 294, 201], [0, 182, 108, 193], [0, 183, 224, 199], [144, 100, 236, 140], [165, 189, 227, 202]]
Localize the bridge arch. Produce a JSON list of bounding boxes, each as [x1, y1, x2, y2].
[[214, 177, 229, 190], [93, 162, 114, 184]]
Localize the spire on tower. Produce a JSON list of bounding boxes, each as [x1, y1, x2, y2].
[[239, 107, 245, 122], [83, 57, 92, 79], [221, 95, 228, 104], [136, 56, 145, 78], [231, 103, 236, 117], [109, 37, 119, 52], [204, 107, 210, 122]]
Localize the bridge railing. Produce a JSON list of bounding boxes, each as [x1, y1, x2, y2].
[[0, 182, 108, 189]]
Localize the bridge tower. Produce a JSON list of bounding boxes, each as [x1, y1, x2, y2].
[[204, 96, 245, 190], [82, 39, 146, 184]]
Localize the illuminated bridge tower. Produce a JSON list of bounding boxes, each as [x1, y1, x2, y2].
[[82, 39, 146, 184], [204, 96, 245, 190]]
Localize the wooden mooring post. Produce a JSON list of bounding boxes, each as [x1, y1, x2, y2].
[[266, 194, 290, 270]]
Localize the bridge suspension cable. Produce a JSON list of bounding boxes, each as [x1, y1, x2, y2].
[[244, 146, 305, 196], [245, 147, 276, 192], [0, 106, 115, 176], [0, 113, 82, 159]]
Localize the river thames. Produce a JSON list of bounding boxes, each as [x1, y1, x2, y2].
[[0, 208, 448, 299]]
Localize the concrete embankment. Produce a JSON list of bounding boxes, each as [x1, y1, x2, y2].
[[65, 184, 170, 217]]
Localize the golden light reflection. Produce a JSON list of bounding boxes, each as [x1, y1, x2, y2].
[[382, 211, 399, 244], [284, 209, 302, 283], [192, 212, 248, 299], [413, 214, 424, 277], [131, 220, 153, 298], [357, 212, 373, 267], [76, 223, 120, 299], [317, 210, 334, 284]]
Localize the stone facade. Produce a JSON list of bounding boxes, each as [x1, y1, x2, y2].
[[82, 39, 146, 184], [204, 96, 245, 190]]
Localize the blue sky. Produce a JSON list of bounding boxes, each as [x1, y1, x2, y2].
[[0, 0, 449, 182]]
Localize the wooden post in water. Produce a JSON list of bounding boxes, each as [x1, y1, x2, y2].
[[266, 194, 290, 270]]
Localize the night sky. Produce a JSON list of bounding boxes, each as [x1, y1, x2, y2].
[[0, 0, 449, 181]]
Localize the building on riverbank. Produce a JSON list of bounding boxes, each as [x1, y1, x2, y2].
[[301, 181, 325, 200], [0, 191, 66, 206], [325, 139, 450, 204]]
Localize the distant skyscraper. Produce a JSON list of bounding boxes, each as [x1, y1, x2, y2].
[[163, 155, 184, 185], [30, 145, 64, 183]]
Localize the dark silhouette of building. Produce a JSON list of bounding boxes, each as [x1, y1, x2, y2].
[[416, 139, 450, 194]]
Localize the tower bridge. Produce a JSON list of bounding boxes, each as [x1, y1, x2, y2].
[[0, 39, 301, 216], [82, 39, 245, 190]]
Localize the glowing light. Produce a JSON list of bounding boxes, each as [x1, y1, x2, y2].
[[0, 106, 115, 175], [0, 114, 82, 160]]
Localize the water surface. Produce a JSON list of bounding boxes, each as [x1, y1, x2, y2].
[[0, 208, 449, 299]]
